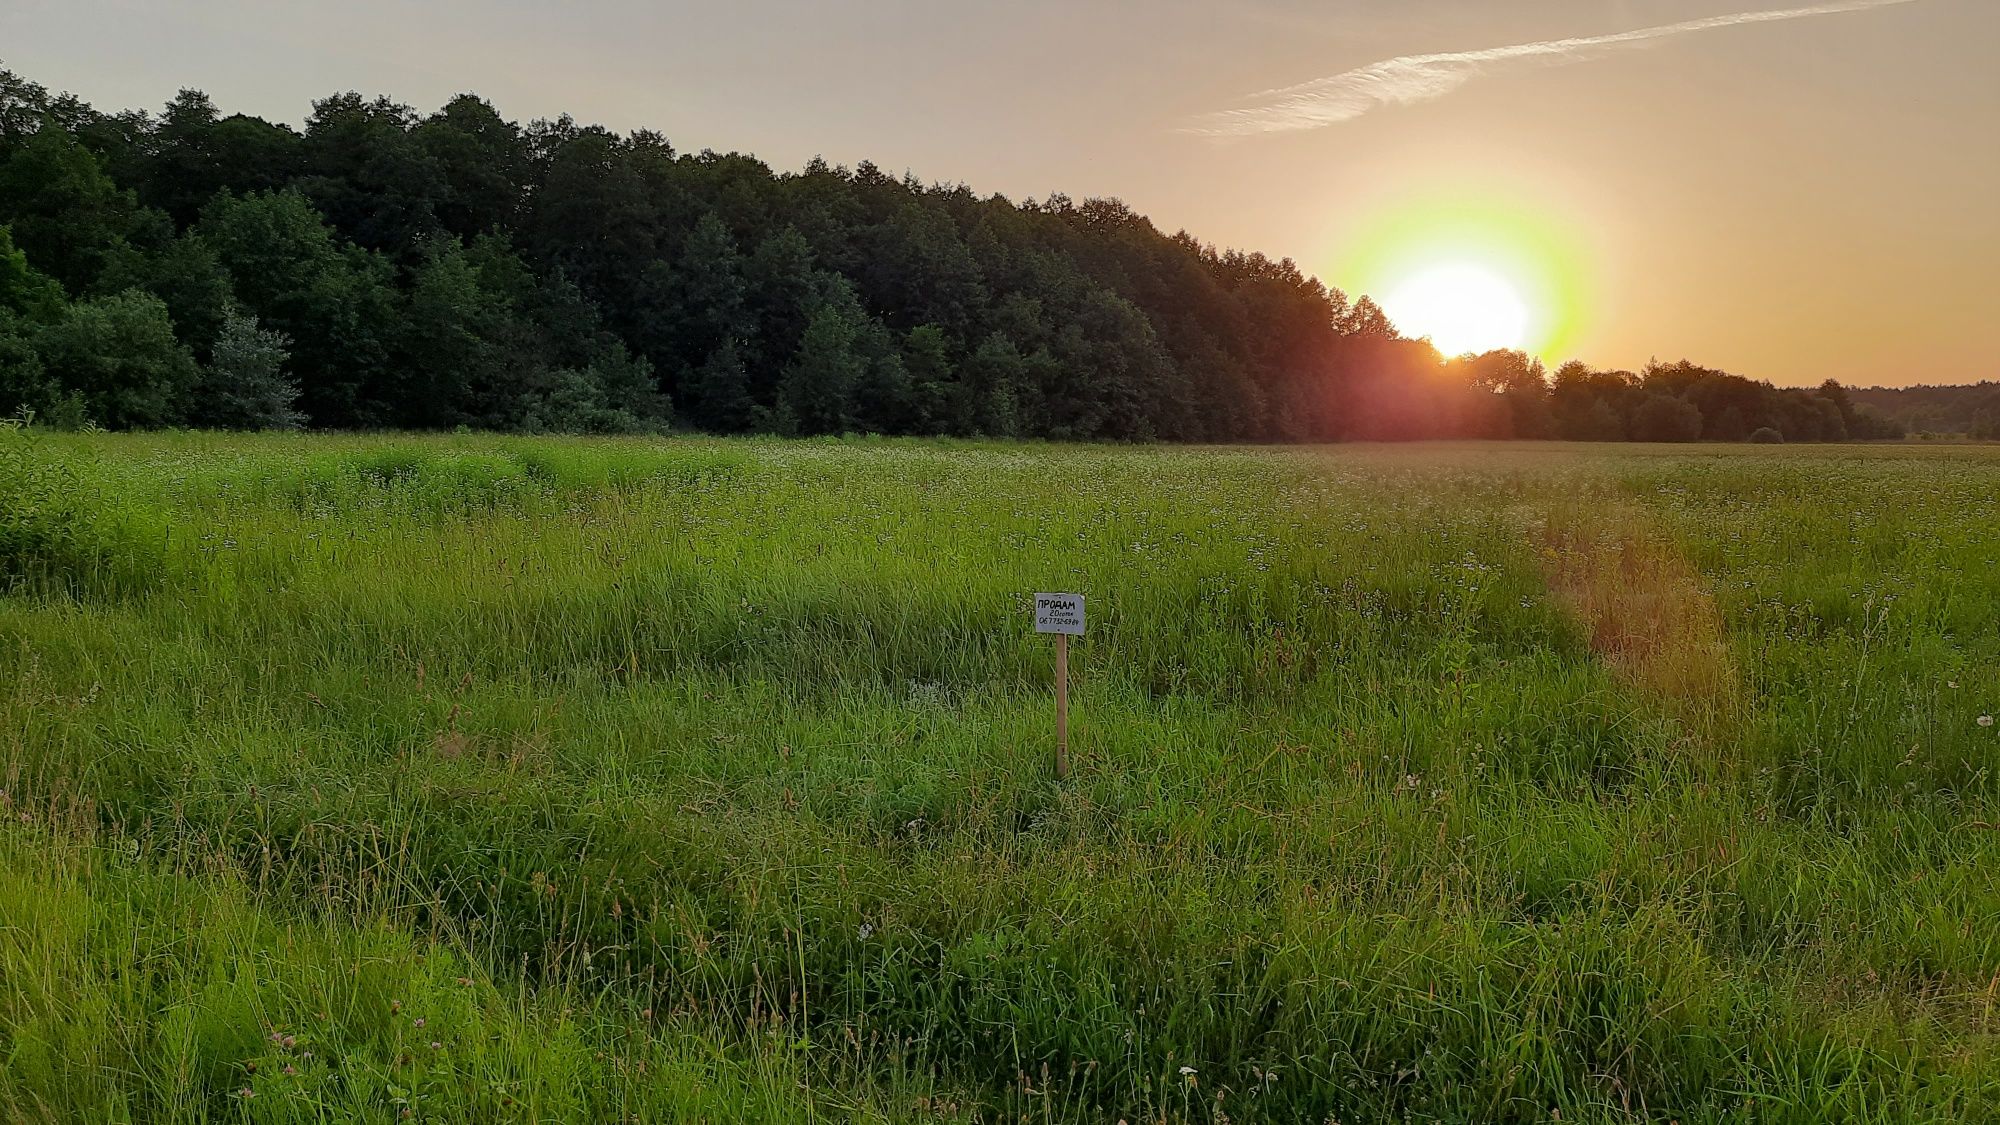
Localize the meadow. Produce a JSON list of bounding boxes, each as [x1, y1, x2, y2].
[[1, 430, 1997, 1123]]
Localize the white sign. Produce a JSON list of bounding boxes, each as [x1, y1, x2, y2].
[[1034, 593, 1086, 635]]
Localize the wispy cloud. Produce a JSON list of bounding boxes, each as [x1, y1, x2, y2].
[[1186, 0, 1924, 136]]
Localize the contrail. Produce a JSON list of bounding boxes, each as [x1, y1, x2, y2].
[[1186, 0, 1924, 136]]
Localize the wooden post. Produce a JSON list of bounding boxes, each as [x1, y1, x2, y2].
[[1055, 632, 1070, 780], [1033, 592, 1083, 781]]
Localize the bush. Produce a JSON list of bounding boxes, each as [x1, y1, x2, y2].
[[32, 291, 201, 429], [1749, 427, 1785, 444], [521, 369, 664, 435]]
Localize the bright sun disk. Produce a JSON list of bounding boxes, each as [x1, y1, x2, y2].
[[1379, 263, 1530, 358]]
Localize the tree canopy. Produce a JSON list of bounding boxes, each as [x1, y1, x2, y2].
[[0, 65, 1901, 441]]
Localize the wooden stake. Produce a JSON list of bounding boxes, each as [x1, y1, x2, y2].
[[1055, 632, 1070, 780]]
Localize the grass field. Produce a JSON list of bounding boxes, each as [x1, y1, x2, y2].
[[3, 431, 1998, 1123]]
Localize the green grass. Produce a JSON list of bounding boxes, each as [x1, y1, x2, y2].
[[3, 430, 1998, 1122]]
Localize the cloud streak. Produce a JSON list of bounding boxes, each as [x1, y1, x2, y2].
[[1187, 0, 1924, 136]]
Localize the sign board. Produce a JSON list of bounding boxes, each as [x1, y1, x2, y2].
[[1034, 593, 1085, 636]]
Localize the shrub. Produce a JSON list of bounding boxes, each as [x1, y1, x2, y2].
[[521, 369, 663, 435], [32, 291, 201, 429], [1749, 427, 1785, 444]]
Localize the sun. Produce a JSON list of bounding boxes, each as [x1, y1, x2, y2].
[[1380, 263, 1530, 357], [1332, 191, 1591, 362]]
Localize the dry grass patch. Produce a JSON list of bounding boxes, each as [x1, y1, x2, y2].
[[1534, 501, 1742, 738]]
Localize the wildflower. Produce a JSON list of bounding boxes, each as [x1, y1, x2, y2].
[[1981, 715, 1994, 728], [283, 1065, 298, 1077], [413, 1017, 426, 1028], [431, 1041, 442, 1050], [1179, 1065, 1197, 1076], [858, 923, 875, 940], [238, 1088, 255, 1099]]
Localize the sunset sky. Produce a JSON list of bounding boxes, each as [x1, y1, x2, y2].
[[4, 0, 1994, 386]]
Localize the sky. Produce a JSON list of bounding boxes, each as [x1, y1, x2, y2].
[[2, 0, 1994, 386]]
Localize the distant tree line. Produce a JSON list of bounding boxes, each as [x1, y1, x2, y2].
[[0, 66, 1901, 442], [1847, 383, 2000, 440]]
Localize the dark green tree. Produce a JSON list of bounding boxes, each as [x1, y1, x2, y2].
[[778, 293, 869, 434], [686, 338, 756, 433], [741, 226, 822, 393], [0, 129, 146, 295], [196, 190, 398, 425], [193, 310, 302, 429], [398, 239, 501, 426], [101, 232, 235, 359], [961, 332, 1027, 438], [415, 95, 529, 239], [141, 89, 224, 225], [1458, 350, 1552, 439], [1707, 405, 1750, 442], [139, 90, 305, 226], [902, 324, 962, 434], [635, 211, 747, 382], [0, 224, 64, 323], [0, 322, 55, 419], [521, 125, 663, 310], [1632, 393, 1705, 442], [297, 93, 446, 256]]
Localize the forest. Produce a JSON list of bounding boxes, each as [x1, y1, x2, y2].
[[0, 66, 1904, 442]]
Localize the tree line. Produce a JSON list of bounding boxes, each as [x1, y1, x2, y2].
[[0, 66, 1901, 442], [1848, 383, 2000, 440]]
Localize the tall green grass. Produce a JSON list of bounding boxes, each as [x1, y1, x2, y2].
[[2, 431, 1997, 1121]]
